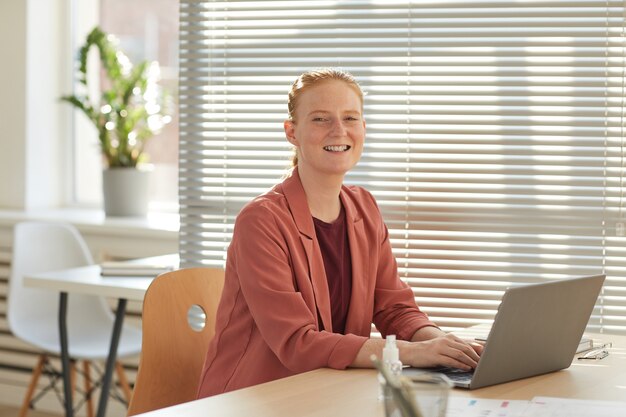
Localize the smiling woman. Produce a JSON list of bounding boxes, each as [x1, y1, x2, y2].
[[284, 71, 366, 222], [285, 69, 365, 171], [195, 68, 482, 398]]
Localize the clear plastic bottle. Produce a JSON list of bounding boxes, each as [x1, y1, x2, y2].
[[378, 334, 403, 401]]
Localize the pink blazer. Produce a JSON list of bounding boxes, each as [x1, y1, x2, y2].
[[197, 169, 436, 397]]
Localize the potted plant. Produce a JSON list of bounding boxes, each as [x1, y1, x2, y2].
[[61, 26, 172, 216]]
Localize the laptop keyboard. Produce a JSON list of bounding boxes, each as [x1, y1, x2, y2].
[[445, 370, 474, 382], [430, 366, 475, 382]]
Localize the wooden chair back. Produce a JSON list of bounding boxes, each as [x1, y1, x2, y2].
[[127, 267, 224, 416]]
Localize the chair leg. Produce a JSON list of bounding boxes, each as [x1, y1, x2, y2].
[[115, 361, 133, 404], [19, 354, 47, 417], [70, 360, 77, 401], [83, 361, 95, 417]]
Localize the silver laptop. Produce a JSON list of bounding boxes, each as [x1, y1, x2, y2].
[[404, 274, 605, 390]]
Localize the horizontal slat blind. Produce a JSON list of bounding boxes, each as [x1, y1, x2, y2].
[[179, 0, 626, 334]]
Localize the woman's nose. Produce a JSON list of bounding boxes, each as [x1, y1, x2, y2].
[[330, 118, 347, 135]]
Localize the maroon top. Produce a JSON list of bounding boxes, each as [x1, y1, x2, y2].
[[313, 206, 352, 334]]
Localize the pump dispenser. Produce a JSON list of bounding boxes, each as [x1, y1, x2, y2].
[[382, 335, 403, 377], [378, 334, 403, 401]]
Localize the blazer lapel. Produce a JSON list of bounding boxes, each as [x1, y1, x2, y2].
[[282, 168, 333, 332], [341, 188, 370, 335]]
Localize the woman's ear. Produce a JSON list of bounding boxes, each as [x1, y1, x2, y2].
[[284, 120, 299, 146]]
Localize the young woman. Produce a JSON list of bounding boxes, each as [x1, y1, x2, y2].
[[197, 68, 482, 397]]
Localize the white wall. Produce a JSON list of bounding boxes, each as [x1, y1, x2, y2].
[[0, 0, 70, 210], [25, 0, 69, 209], [0, 1, 27, 209]]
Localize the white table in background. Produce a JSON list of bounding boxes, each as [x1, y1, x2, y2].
[[24, 263, 157, 417]]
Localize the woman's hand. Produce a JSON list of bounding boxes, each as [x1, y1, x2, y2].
[[349, 332, 483, 370], [400, 334, 483, 371]]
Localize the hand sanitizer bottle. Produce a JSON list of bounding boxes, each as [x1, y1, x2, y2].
[[378, 334, 403, 401]]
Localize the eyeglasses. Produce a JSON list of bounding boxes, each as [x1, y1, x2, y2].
[[578, 342, 612, 360]]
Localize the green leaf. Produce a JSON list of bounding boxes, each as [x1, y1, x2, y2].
[[60, 26, 171, 168]]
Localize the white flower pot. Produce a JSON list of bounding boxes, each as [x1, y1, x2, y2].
[[102, 168, 150, 217]]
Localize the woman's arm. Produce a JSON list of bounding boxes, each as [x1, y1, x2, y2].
[[349, 327, 483, 370], [369, 223, 437, 340], [358, 191, 482, 370]]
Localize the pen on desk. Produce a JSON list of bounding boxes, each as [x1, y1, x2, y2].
[[578, 348, 609, 360], [578, 342, 612, 360]]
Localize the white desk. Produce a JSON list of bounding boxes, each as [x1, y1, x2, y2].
[[135, 333, 626, 417], [25, 265, 154, 417], [26, 264, 152, 299]]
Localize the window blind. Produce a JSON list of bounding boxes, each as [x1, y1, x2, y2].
[[179, 0, 626, 334]]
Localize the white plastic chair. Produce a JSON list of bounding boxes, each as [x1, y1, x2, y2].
[[7, 221, 142, 417]]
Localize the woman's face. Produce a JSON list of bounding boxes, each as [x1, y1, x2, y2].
[[284, 80, 365, 179]]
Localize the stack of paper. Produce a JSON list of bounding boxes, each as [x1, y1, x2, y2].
[[446, 398, 529, 417], [445, 397, 626, 417], [520, 397, 626, 417], [100, 254, 179, 277]]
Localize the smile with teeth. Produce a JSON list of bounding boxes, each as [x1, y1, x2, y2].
[[323, 145, 351, 152]]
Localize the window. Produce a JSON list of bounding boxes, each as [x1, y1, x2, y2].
[[71, 0, 179, 211], [179, 0, 626, 334]]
